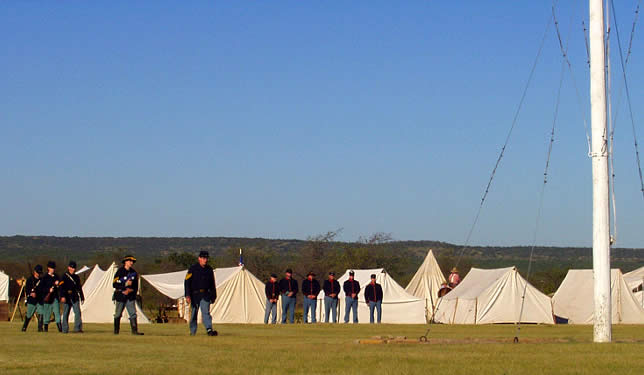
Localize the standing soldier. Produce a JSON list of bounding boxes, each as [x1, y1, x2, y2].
[[184, 251, 218, 336], [343, 271, 360, 324], [301, 271, 320, 324], [21, 265, 44, 332], [59, 261, 85, 333], [264, 273, 279, 324], [41, 261, 62, 332], [364, 274, 384, 324], [279, 268, 298, 324], [322, 271, 340, 323], [112, 255, 144, 335]]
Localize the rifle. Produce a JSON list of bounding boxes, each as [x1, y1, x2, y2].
[[64, 273, 82, 303], [27, 279, 41, 305], [43, 275, 59, 304]]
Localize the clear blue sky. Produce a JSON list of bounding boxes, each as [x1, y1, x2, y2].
[[2, 1, 643, 247]]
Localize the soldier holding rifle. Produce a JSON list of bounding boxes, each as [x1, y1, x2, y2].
[[59, 261, 85, 333], [21, 265, 44, 332], [41, 261, 62, 332]]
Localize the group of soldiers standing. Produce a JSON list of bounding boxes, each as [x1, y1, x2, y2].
[[22, 260, 85, 333], [264, 269, 385, 324]]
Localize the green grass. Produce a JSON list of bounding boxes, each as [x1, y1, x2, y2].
[[1, 322, 643, 374]]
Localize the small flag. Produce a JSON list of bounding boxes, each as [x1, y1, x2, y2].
[[238, 248, 244, 266]]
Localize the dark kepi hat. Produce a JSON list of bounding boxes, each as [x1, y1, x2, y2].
[[328, 271, 335, 276], [198, 251, 209, 258], [307, 271, 316, 277], [270, 273, 278, 278], [285, 268, 293, 274], [47, 261, 56, 269], [68, 261, 77, 268], [34, 265, 43, 274], [349, 270, 355, 276], [370, 274, 376, 279], [122, 255, 137, 263]]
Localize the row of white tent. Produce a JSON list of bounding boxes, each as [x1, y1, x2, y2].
[[61, 251, 644, 325], [0, 270, 9, 302]]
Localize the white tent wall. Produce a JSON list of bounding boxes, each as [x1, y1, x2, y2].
[[434, 267, 554, 324], [316, 268, 425, 324], [0, 270, 9, 301], [624, 266, 644, 291], [82, 265, 105, 298], [71, 263, 149, 324], [404, 250, 446, 322], [552, 269, 644, 324]]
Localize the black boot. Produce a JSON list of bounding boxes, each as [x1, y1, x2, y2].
[[56, 322, 62, 332], [21, 317, 31, 332], [37, 315, 44, 332], [114, 318, 120, 335], [130, 318, 144, 335], [207, 328, 218, 336], [44, 324, 49, 332]]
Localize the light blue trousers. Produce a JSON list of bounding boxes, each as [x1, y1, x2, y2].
[[344, 297, 358, 323], [302, 297, 317, 323], [114, 300, 137, 320], [281, 294, 295, 324], [190, 298, 213, 335], [368, 300, 382, 324], [324, 296, 338, 323], [264, 299, 278, 324], [62, 301, 82, 333]]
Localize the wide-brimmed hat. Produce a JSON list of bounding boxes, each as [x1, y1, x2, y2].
[[451, 267, 458, 273], [122, 255, 137, 263], [198, 251, 209, 258]]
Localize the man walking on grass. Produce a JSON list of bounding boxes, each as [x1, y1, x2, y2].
[[41, 261, 62, 332], [21, 265, 44, 332], [113, 255, 144, 335], [185, 251, 218, 336], [59, 261, 85, 333]]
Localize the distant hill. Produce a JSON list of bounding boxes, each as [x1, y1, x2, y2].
[[2, 235, 643, 272]]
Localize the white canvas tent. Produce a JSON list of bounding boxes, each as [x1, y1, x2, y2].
[[81, 264, 104, 297], [624, 266, 644, 292], [433, 267, 554, 324], [143, 266, 271, 323], [405, 250, 446, 322], [552, 269, 644, 324], [0, 270, 9, 302], [316, 268, 426, 324], [71, 262, 149, 324]]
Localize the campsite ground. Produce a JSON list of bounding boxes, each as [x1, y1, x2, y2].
[[0, 322, 642, 374]]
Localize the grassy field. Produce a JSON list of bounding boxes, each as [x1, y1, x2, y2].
[[1, 322, 643, 374]]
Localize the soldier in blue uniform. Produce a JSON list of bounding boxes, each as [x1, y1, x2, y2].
[[343, 271, 360, 323], [59, 261, 85, 333], [264, 273, 279, 324], [322, 271, 340, 323], [301, 271, 320, 323], [41, 261, 62, 332], [21, 265, 44, 332], [185, 251, 218, 336], [279, 268, 298, 324], [112, 255, 144, 335], [364, 274, 384, 324]]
